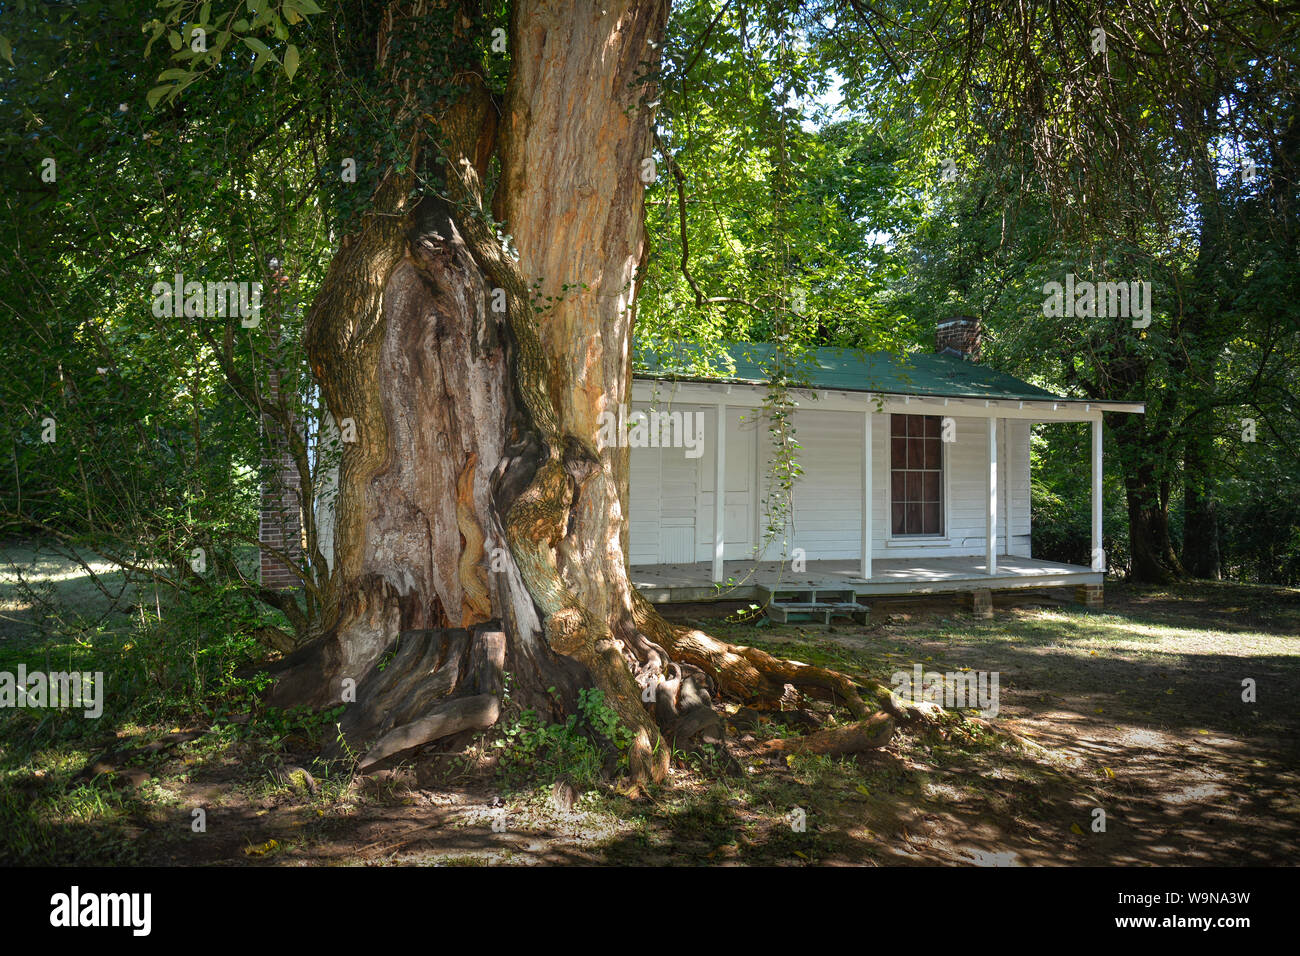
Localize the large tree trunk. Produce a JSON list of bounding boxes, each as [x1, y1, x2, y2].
[[1182, 425, 1221, 579], [265, 0, 899, 783], [1113, 416, 1184, 584]]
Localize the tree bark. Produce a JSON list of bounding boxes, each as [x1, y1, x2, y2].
[[265, 0, 908, 781], [1182, 425, 1221, 579], [1113, 415, 1184, 584]]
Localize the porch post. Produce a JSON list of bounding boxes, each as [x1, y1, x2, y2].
[[1091, 417, 1104, 571], [860, 409, 872, 580], [986, 416, 998, 575], [712, 401, 727, 583]]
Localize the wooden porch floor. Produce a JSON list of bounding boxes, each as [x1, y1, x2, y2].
[[632, 556, 1101, 604]]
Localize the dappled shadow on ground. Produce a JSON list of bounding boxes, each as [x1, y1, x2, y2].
[[1105, 579, 1300, 638], [726, 585, 1300, 865], [5, 582, 1299, 866]]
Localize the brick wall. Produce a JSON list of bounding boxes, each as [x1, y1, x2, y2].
[[259, 445, 302, 589], [259, 311, 303, 590], [937, 315, 982, 361]]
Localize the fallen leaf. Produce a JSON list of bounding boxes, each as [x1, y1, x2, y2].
[[244, 839, 280, 857]]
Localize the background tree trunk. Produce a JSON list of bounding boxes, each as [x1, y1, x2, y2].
[[1114, 417, 1184, 584], [1182, 426, 1222, 579]]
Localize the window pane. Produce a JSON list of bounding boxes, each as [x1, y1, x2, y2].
[[907, 437, 924, 468], [891, 437, 907, 468], [906, 471, 922, 501], [923, 502, 941, 534], [890, 415, 945, 537], [906, 502, 922, 534]]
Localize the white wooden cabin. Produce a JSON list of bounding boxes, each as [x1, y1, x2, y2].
[[625, 324, 1143, 608]]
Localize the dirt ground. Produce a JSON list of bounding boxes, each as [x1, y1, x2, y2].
[[2, 572, 1300, 868], [9, 580, 1288, 867]]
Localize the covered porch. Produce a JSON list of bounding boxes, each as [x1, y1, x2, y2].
[[632, 555, 1103, 604], [627, 341, 1145, 611]]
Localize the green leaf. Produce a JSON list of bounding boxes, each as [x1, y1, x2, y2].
[[0, 35, 13, 67], [249, 44, 278, 74], [146, 85, 173, 109], [283, 44, 299, 80], [242, 37, 270, 56]]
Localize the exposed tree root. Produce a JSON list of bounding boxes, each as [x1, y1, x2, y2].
[[270, 593, 952, 778], [757, 711, 895, 758], [359, 694, 501, 771], [334, 627, 507, 771], [633, 595, 878, 717]]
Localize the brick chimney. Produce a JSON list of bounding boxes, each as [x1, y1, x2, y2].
[[259, 363, 302, 590], [937, 315, 981, 361], [258, 259, 303, 590]]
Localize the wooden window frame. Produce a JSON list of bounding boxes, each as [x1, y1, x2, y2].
[[889, 413, 944, 537]]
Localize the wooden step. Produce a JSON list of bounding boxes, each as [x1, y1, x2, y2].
[[766, 600, 869, 625]]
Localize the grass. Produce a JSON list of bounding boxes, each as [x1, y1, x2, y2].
[[0, 541, 140, 644]]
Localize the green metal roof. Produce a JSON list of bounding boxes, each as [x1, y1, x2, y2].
[[632, 342, 1067, 404]]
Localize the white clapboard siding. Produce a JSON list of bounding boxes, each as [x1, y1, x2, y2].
[[1006, 419, 1032, 556], [627, 416, 663, 564], [631, 399, 1036, 565], [868, 412, 1029, 560], [627, 403, 706, 565], [786, 410, 863, 561]]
